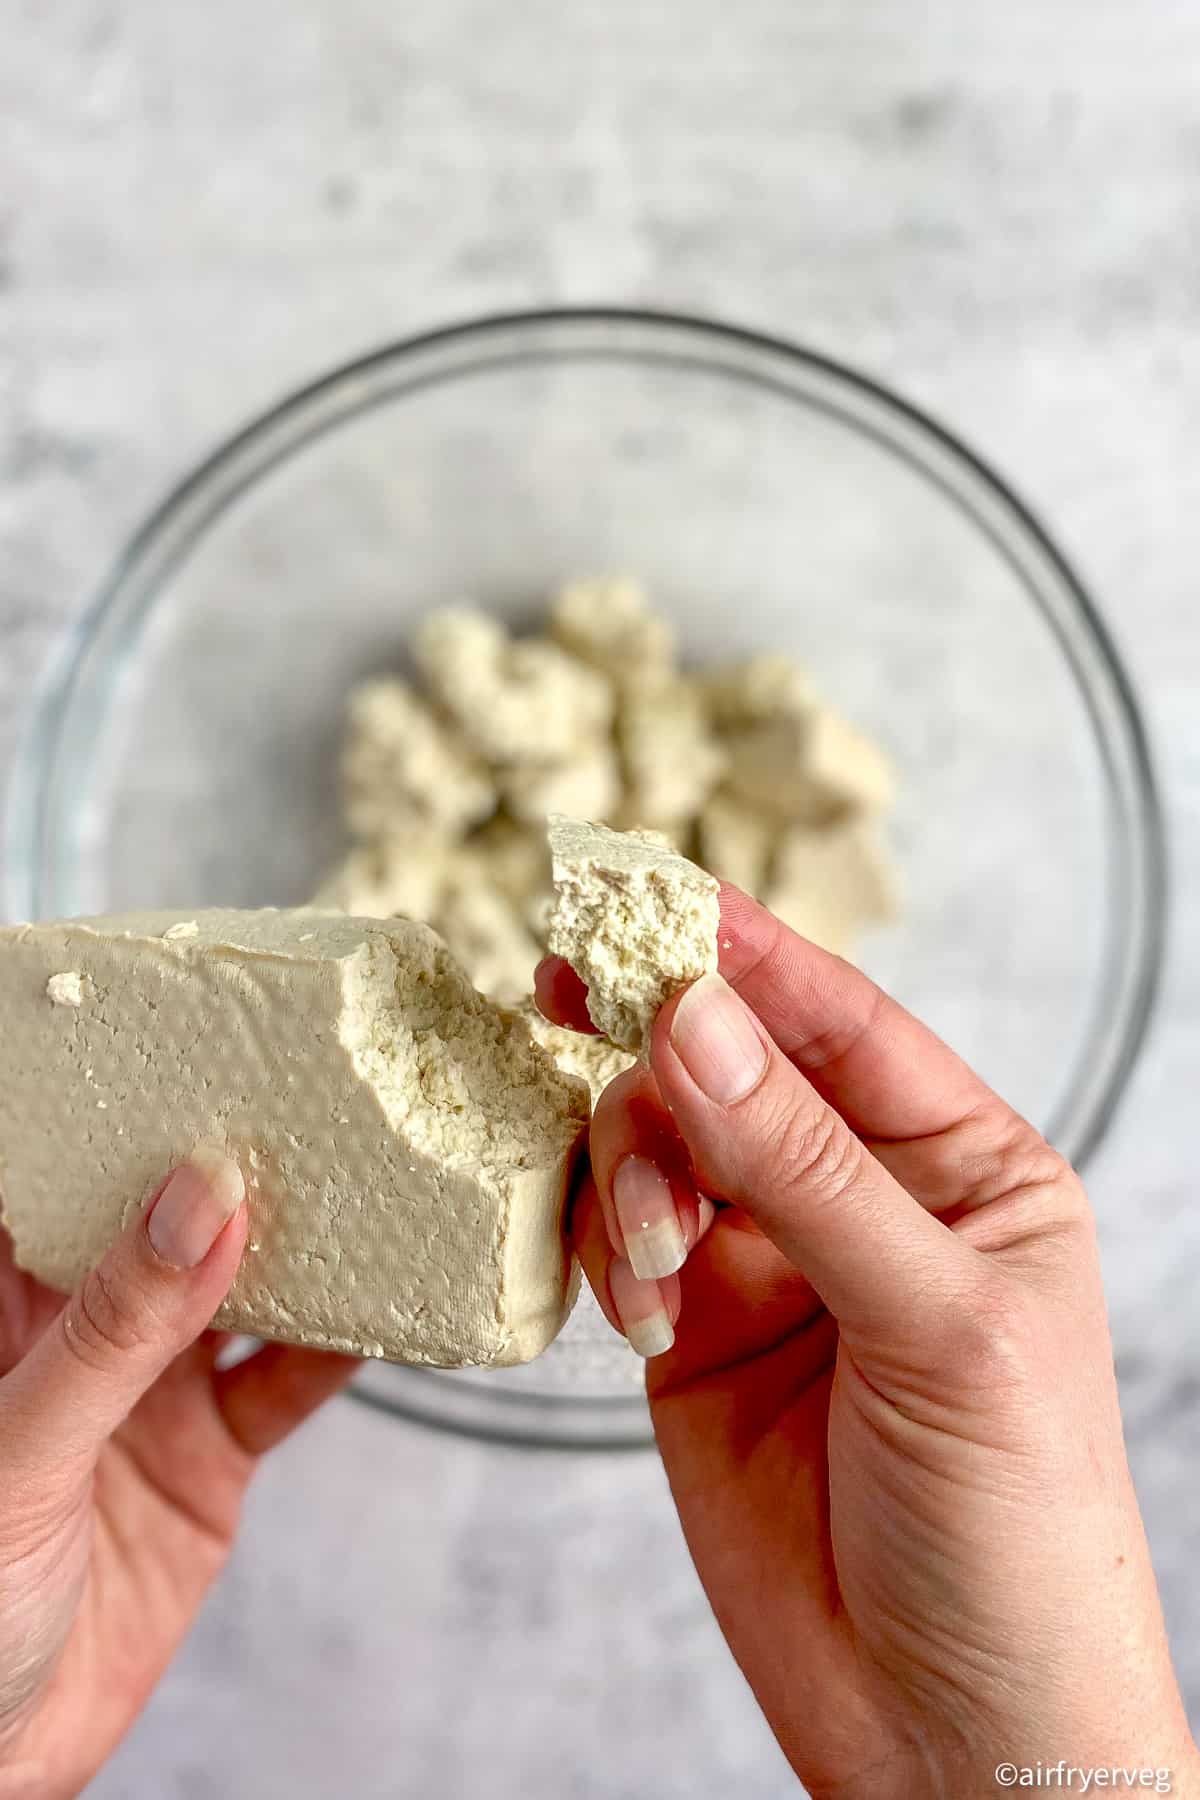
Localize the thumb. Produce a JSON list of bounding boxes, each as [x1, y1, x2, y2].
[[650, 974, 975, 1337], [5, 1149, 247, 1468]]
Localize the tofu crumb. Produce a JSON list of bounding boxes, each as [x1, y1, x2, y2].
[[46, 972, 84, 1007], [340, 677, 495, 839], [516, 1000, 636, 1105], [547, 576, 675, 692], [546, 814, 720, 1057], [415, 607, 613, 767], [765, 821, 898, 955], [321, 576, 900, 1005], [616, 677, 726, 832]]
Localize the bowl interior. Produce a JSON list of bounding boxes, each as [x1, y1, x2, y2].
[[7, 315, 1160, 1448]]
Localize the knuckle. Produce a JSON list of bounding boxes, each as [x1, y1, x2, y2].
[[934, 1270, 1044, 1393], [955, 1106, 1097, 1265], [1032, 1166, 1097, 1261], [789, 978, 888, 1076], [762, 1097, 862, 1208], [958, 1105, 1074, 1211], [62, 1264, 147, 1371], [1046, 1163, 1093, 1230]]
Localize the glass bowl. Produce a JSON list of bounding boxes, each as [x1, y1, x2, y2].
[[3, 309, 1165, 1450]]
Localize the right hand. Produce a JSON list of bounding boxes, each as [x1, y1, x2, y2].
[[538, 889, 1199, 1799]]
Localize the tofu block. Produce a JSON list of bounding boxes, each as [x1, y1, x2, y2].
[[311, 834, 448, 922], [0, 910, 589, 1367], [546, 815, 720, 1057], [617, 678, 727, 831], [547, 577, 675, 692], [516, 1002, 637, 1106], [415, 607, 613, 767], [697, 792, 778, 895], [764, 823, 898, 956], [340, 678, 495, 839], [724, 705, 894, 825]]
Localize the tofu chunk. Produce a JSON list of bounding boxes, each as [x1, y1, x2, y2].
[[0, 910, 588, 1367], [546, 815, 720, 1056]]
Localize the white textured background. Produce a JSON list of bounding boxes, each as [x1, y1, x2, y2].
[[2, 5, 1199, 1796]]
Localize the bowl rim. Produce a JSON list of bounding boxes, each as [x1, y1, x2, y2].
[[4, 305, 1168, 1450]]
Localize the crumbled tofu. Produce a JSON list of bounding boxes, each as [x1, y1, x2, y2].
[[415, 607, 613, 767], [0, 910, 588, 1367], [327, 580, 899, 1014], [724, 704, 894, 824], [764, 823, 898, 955], [432, 877, 543, 1006], [45, 972, 84, 1008], [546, 815, 720, 1056], [310, 835, 449, 921], [341, 677, 495, 839], [449, 815, 554, 941], [623, 824, 683, 853], [548, 577, 675, 691], [161, 920, 200, 942], [604, 811, 693, 854], [617, 678, 726, 831], [524, 890, 555, 942], [517, 1000, 636, 1105], [700, 652, 815, 729], [698, 793, 778, 895], [497, 739, 622, 826], [463, 813, 552, 907]]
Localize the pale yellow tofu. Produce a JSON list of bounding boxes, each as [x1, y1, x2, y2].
[[340, 677, 495, 840], [764, 822, 898, 955], [725, 705, 894, 825]]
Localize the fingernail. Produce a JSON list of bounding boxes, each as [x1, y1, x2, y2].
[[694, 1194, 717, 1244], [669, 972, 768, 1104], [609, 1258, 675, 1360], [147, 1148, 245, 1270], [614, 1156, 687, 1281]]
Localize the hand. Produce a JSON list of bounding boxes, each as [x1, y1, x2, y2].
[[538, 888, 1200, 1800], [0, 1152, 356, 1799]]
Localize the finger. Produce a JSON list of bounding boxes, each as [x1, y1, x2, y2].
[[533, 956, 596, 1033], [570, 1166, 705, 1361], [715, 885, 1051, 1213], [650, 973, 976, 1336], [213, 1344, 359, 1456], [0, 1228, 64, 1376], [542, 891, 998, 1158], [649, 1213, 831, 1400], [573, 1146, 827, 1387], [586, 1063, 702, 1277], [609, 1259, 683, 1361], [569, 1168, 624, 1335], [715, 883, 987, 1135], [3, 1149, 247, 1469]]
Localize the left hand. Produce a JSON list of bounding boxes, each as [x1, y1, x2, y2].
[[0, 1151, 357, 1799]]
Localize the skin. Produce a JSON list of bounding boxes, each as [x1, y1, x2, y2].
[[537, 886, 1200, 1799], [0, 1165, 357, 1799], [0, 884, 1195, 1797]]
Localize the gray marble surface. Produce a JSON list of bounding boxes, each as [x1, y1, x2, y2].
[[2, 4, 1198, 1795]]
